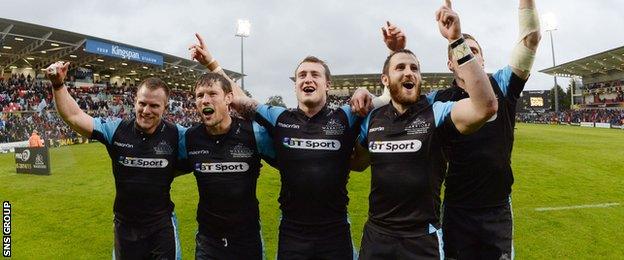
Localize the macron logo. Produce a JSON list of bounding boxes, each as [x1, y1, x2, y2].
[[369, 140, 422, 153], [277, 122, 300, 129], [114, 141, 134, 148], [282, 137, 341, 150]]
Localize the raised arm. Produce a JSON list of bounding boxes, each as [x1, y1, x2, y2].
[[382, 21, 406, 54], [45, 62, 94, 137], [351, 21, 407, 115], [230, 95, 260, 120], [189, 33, 248, 98], [510, 0, 541, 79], [436, 0, 497, 134]]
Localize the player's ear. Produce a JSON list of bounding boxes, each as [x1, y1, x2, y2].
[[447, 60, 454, 73], [225, 91, 234, 105], [381, 74, 389, 87]]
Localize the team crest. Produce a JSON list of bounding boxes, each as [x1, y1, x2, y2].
[[230, 143, 254, 158], [405, 118, 431, 135], [322, 118, 345, 136], [154, 140, 173, 155]]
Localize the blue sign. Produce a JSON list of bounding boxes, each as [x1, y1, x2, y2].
[[84, 39, 163, 66]]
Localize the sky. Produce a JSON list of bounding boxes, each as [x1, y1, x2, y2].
[[2, 0, 623, 107]]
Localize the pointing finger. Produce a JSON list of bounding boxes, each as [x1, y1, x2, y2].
[[195, 33, 206, 49], [445, 0, 452, 9]]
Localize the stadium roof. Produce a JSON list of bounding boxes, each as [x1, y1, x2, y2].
[[0, 17, 242, 89], [540, 45, 624, 78]]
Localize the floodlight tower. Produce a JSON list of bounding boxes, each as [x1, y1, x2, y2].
[[543, 12, 559, 113], [236, 19, 251, 90]]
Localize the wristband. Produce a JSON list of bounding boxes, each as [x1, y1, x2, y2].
[[207, 58, 217, 67], [52, 83, 65, 90], [450, 37, 475, 66]]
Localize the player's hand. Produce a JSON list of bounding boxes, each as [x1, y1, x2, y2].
[[350, 88, 373, 117], [188, 33, 215, 66], [382, 21, 406, 52], [45, 61, 69, 88], [435, 0, 462, 42]]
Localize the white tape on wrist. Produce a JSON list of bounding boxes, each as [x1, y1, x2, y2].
[[510, 8, 540, 71]]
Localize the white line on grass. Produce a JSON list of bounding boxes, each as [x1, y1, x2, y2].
[[535, 203, 620, 212]]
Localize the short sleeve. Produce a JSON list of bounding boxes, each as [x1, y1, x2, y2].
[[358, 111, 373, 148], [340, 105, 360, 128], [176, 124, 188, 160], [91, 117, 122, 145], [492, 66, 513, 97], [253, 121, 275, 160], [432, 101, 455, 128], [256, 104, 286, 127]]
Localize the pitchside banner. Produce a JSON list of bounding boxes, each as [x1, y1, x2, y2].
[[84, 39, 163, 66], [14, 147, 51, 175]]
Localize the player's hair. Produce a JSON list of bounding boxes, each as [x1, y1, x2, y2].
[[138, 77, 170, 99], [447, 33, 483, 59], [194, 72, 232, 94], [295, 56, 332, 82], [382, 49, 418, 76]]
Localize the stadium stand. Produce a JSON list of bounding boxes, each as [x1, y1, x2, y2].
[[516, 109, 624, 126], [0, 75, 200, 144], [540, 44, 624, 109], [0, 17, 240, 148]]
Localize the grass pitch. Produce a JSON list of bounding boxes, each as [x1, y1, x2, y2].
[[1, 123, 623, 258]]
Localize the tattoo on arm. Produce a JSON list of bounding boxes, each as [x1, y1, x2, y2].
[[232, 98, 259, 120]]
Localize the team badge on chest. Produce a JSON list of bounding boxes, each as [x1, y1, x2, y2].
[[322, 118, 345, 136]]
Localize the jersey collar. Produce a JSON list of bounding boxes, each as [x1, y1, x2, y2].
[[385, 96, 429, 121], [295, 104, 329, 121]]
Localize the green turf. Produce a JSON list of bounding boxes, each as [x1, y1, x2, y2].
[[1, 123, 623, 258]]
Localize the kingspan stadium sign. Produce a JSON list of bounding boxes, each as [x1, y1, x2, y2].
[[85, 39, 164, 66]]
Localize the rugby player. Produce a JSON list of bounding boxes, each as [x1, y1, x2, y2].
[[351, 0, 498, 258], [45, 62, 185, 259], [188, 33, 376, 259], [178, 67, 273, 258], [426, 0, 541, 258]]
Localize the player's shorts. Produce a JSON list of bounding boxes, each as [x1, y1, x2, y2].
[[442, 203, 513, 260], [358, 222, 443, 260], [113, 213, 181, 260], [277, 219, 354, 260], [195, 229, 263, 260]]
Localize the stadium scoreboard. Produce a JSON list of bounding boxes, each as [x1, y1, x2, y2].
[[517, 90, 552, 113]]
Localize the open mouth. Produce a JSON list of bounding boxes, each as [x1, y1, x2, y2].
[[402, 82, 415, 89], [202, 107, 215, 116], [303, 86, 315, 93]]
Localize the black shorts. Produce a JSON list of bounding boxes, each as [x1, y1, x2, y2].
[[195, 230, 263, 260], [277, 219, 354, 260], [358, 223, 443, 260], [113, 213, 181, 260], [442, 203, 513, 260]]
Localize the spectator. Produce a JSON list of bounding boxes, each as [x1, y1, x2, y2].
[[28, 130, 45, 147]]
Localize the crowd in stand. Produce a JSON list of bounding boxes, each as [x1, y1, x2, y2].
[[1, 73, 52, 112], [582, 80, 624, 105], [327, 95, 350, 109], [1, 76, 198, 143], [2, 75, 623, 144], [585, 79, 623, 90], [517, 109, 624, 126]]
